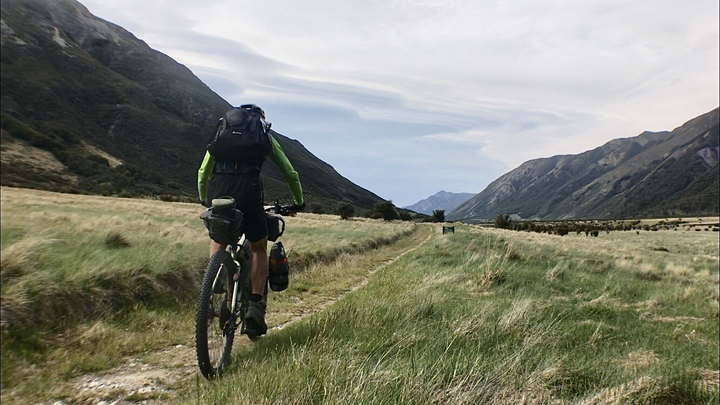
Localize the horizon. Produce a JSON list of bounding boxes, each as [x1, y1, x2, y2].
[[80, 0, 719, 206]]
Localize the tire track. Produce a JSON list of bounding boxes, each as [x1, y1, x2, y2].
[[271, 224, 436, 331]]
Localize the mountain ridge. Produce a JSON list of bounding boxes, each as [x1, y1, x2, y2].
[[448, 108, 719, 222], [0, 0, 384, 210], [403, 190, 475, 215]]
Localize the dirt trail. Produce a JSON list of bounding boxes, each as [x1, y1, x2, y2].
[[64, 225, 437, 404]]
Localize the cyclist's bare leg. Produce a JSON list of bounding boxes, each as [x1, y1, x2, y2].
[[209, 240, 226, 257], [249, 237, 269, 295], [208, 239, 268, 294], [210, 240, 237, 281]]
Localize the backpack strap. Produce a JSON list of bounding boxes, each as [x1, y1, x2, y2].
[[213, 160, 262, 174], [205, 118, 224, 147]]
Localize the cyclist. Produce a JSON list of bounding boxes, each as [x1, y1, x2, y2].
[[198, 104, 304, 337]]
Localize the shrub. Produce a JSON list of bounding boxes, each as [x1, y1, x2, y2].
[[310, 203, 324, 214], [336, 202, 355, 220], [495, 213, 511, 229], [430, 210, 445, 223], [51, 128, 79, 144], [399, 211, 413, 221], [87, 154, 110, 166], [373, 200, 399, 221]]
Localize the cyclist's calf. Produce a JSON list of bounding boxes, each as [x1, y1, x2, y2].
[[249, 237, 269, 296]]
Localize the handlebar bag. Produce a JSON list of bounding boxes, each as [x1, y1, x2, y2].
[[266, 213, 285, 242]]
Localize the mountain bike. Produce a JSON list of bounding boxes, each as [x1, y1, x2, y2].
[[195, 198, 293, 380]]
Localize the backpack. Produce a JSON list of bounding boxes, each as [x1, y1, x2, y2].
[[207, 105, 272, 167]]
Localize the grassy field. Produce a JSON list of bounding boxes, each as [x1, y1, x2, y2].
[[186, 225, 718, 404], [0, 187, 413, 327], [1, 187, 718, 404], [0, 187, 416, 403]]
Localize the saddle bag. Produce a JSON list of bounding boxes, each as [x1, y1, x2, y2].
[[200, 197, 244, 244]]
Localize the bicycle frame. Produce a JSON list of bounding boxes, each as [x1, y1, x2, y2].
[[229, 234, 247, 315], [208, 233, 250, 333]]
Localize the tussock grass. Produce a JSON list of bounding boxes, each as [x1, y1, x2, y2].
[[0, 236, 55, 279], [3, 188, 717, 403], [104, 231, 131, 248], [579, 375, 713, 405], [465, 237, 520, 289], [0, 187, 413, 329], [186, 225, 718, 404], [1, 187, 418, 403], [286, 221, 416, 272], [547, 260, 570, 281]]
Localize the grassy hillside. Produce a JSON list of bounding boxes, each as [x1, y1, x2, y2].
[[0, 0, 385, 210], [1, 187, 717, 404], [1, 0, 225, 197]]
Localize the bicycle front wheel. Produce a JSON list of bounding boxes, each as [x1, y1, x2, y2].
[[196, 251, 236, 379]]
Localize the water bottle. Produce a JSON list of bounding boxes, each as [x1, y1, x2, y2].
[[268, 242, 289, 291]]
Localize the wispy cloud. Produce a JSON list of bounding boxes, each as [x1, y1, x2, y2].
[[82, 0, 719, 205]]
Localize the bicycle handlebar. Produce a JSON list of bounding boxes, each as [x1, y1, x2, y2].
[[265, 201, 305, 217]]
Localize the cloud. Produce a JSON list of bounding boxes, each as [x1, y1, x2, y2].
[[80, 0, 719, 206]]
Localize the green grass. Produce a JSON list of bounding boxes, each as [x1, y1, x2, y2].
[[1, 302, 197, 402], [2, 188, 717, 404], [0, 187, 417, 403], [0, 188, 412, 328], [186, 227, 718, 404]]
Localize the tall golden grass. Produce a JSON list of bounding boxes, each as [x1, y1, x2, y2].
[[0, 187, 415, 329]]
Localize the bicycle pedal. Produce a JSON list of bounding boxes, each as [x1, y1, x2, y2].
[[223, 320, 238, 334]]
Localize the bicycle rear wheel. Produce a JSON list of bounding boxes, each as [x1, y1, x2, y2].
[[196, 251, 236, 379]]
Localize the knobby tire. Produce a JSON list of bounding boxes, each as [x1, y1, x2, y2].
[[196, 251, 236, 379]]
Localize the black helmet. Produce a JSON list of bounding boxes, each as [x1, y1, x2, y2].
[[240, 104, 265, 119]]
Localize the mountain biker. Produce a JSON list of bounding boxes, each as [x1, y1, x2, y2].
[[198, 104, 305, 337]]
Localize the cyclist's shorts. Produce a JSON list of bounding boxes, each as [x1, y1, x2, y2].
[[207, 173, 268, 242]]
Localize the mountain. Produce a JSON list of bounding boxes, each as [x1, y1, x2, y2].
[[403, 190, 475, 215], [0, 0, 383, 210], [448, 108, 719, 222]]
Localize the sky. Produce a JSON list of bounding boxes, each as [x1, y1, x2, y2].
[[80, 0, 719, 207]]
